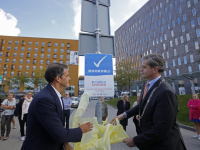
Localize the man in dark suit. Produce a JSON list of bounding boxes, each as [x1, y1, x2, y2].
[[21, 63, 93, 150], [111, 54, 186, 150]]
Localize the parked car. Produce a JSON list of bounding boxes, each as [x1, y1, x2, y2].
[[71, 97, 79, 108], [91, 97, 97, 100]]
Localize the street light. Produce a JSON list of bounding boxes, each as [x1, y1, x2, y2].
[[1, 67, 7, 98]]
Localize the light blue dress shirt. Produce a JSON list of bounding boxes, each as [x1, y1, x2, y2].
[[63, 97, 72, 110]]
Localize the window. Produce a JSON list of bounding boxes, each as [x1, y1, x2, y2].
[[40, 66, 43, 70], [174, 0, 177, 6], [54, 49, 57, 53], [0, 59, 2, 63], [48, 48, 51, 52], [171, 30, 174, 37], [172, 20, 175, 27], [61, 43, 64, 47], [40, 60, 43, 64], [188, 66, 192, 73], [160, 36, 163, 42], [175, 38, 178, 45], [7, 46, 11, 50], [55, 43, 58, 47], [42, 42, 45, 46], [185, 45, 189, 52], [12, 59, 16, 63], [19, 65, 22, 70], [164, 34, 167, 40], [183, 14, 186, 21], [166, 61, 168, 68], [186, 33, 190, 41], [182, 25, 185, 32], [199, 64, 200, 71], [26, 59, 30, 64], [53, 60, 57, 63], [174, 49, 177, 56], [164, 71, 167, 77], [190, 54, 194, 62], [170, 40, 173, 47], [32, 72, 35, 77], [60, 60, 63, 64], [173, 59, 176, 66], [170, 4, 172, 9], [168, 23, 170, 29], [162, 53, 165, 59], [183, 56, 187, 64], [47, 60, 50, 65], [161, 27, 163, 33], [160, 2, 162, 8], [191, 20, 195, 28], [66, 61, 69, 65], [33, 66, 36, 70], [177, 18, 181, 24], [8, 40, 12, 44], [25, 66, 29, 70], [13, 53, 17, 57], [192, 8, 196, 16], [54, 54, 57, 58], [176, 69, 179, 75], [35, 48, 38, 52], [167, 51, 169, 58], [194, 0, 198, 4], [48, 42, 51, 46], [28, 47, 31, 51], [155, 47, 157, 53], [21, 47, 24, 51], [67, 43, 70, 47], [35, 42, 39, 46], [67, 55, 69, 59], [59, 55, 63, 59], [11, 72, 14, 76], [198, 17, 200, 25], [20, 53, 24, 57], [25, 72, 28, 76], [27, 53, 30, 57], [179, 7, 182, 13], [41, 54, 44, 58], [60, 49, 64, 53], [178, 58, 181, 65], [169, 70, 171, 76], [19, 59, 23, 63], [15, 41, 19, 45], [33, 59, 36, 64], [165, 7, 168, 12], [169, 14, 171, 20], [187, 1, 191, 7], [47, 54, 50, 58], [195, 41, 199, 49], [5, 58, 9, 63], [196, 29, 200, 37], [14, 47, 18, 51], [29, 42, 32, 46], [180, 36, 184, 43]]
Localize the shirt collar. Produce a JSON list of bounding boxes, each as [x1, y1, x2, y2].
[[50, 85, 62, 99], [148, 75, 161, 87]]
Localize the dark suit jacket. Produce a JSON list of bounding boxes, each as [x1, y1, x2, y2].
[[117, 100, 130, 126], [21, 84, 82, 150], [126, 78, 186, 150], [15, 98, 25, 119]]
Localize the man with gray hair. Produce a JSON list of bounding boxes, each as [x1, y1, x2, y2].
[[111, 54, 186, 150], [63, 92, 72, 129]]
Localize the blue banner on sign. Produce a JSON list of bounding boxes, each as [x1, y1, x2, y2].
[[85, 54, 113, 76]]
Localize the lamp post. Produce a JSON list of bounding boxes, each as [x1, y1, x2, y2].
[[1, 67, 7, 98]]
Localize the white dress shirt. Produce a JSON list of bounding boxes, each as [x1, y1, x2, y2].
[[51, 85, 63, 109]]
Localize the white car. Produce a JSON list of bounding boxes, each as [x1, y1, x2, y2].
[[71, 97, 79, 108]]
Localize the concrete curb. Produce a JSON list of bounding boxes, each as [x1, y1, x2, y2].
[[106, 103, 196, 133]]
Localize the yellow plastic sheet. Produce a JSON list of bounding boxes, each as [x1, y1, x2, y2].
[[71, 93, 129, 150]]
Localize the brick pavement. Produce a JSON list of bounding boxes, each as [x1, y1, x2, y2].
[[0, 101, 199, 150]]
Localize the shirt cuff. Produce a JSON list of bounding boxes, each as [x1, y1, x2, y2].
[[124, 112, 127, 118]]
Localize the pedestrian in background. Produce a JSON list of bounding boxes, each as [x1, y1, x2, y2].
[[16, 92, 33, 141], [187, 93, 200, 140], [0, 92, 16, 141], [116, 94, 130, 131], [63, 92, 72, 129], [132, 93, 140, 135]]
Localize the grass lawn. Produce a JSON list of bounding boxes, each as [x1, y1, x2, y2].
[[105, 95, 195, 127]]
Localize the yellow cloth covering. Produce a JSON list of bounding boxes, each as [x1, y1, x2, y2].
[[71, 93, 129, 150]]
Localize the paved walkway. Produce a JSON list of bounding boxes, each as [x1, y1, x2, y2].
[[0, 101, 200, 150]]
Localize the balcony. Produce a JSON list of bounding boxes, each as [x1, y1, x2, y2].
[[6, 53, 9, 57], [0, 46, 4, 50], [1, 40, 5, 44], [22, 41, 25, 45]]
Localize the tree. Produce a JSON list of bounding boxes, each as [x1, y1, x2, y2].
[[115, 60, 140, 96]]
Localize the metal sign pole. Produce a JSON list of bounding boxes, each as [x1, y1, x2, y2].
[[95, 0, 102, 125]]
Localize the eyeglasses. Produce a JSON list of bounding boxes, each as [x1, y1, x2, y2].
[[66, 94, 69, 95]]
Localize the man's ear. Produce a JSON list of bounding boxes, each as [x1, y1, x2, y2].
[[154, 66, 159, 73], [55, 76, 60, 83]]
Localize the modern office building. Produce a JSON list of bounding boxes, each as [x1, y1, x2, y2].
[[0, 35, 79, 96], [115, 0, 200, 95]]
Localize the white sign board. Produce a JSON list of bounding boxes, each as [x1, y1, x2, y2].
[[84, 54, 114, 97]]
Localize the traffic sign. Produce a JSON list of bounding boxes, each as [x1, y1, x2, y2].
[[84, 54, 114, 97], [14, 88, 18, 92], [35, 88, 37, 92]]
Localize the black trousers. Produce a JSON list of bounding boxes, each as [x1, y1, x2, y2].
[[1, 115, 13, 137], [18, 114, 28, 137], [133, 116, 139, 135], [63, 110, 70, 129]]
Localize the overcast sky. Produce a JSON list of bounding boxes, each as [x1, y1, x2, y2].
[[0, 0, 149, 75]]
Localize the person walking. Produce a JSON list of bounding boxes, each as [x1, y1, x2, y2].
[[116, 94, 130, 131], [187, 93, 200, 140], [101, 97, 108, 121], [0, 92, 16, 141], [16, 92, 33, 141], [62, 92, 72, 129], [111, 54, 186, 150], [132, 93, 140, 135], [21, 63, 93, 150]]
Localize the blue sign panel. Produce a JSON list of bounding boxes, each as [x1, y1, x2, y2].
[[35, 88, 37, 92], [85, 54, 113, 76], [14, 88, 17, 92]]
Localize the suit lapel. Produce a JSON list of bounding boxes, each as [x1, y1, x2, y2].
[[46, 84, 63, 120], [140, 78, 163, 110]]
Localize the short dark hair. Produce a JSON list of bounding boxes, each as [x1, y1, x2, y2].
[[142, 54, 165, 73], [45, 63, 68, 83]]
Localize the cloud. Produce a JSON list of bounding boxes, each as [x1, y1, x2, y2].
[[72, 0, 81, 39], [51, 19, 56, 24], [0, 8, 20, 36], [129, 0, 139, 5], [110, 17, 116, 28], [121, 11, 134, 21]]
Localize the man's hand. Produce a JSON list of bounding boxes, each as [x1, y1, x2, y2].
[[123, 138, 135, 147], [110, 113, 125, 125], [64, 143, 73, 150], [136, 115, 139, 120], [79, 122, 93, 133]]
